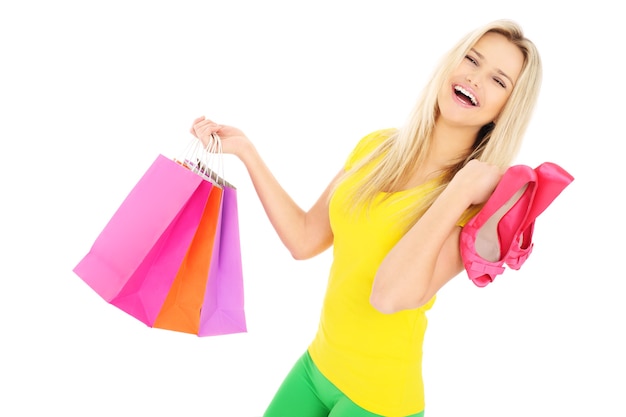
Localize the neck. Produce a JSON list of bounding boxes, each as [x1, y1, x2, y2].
[[429, 118, 479, 165], [395, 117, 482, 191]]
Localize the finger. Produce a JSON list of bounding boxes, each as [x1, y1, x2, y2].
[[189, 116, 205, 137], [191, 116, 205, 129], [197, 120, 222, 135]]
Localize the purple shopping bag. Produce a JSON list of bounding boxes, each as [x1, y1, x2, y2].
[[198, 183, 247, 336], [73, 155, 213, 326]]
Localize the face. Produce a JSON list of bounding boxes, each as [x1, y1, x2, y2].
[[437, 32, 524, 131]]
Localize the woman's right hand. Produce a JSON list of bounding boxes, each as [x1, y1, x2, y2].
[[189, 116, 251, 158], [190, 115, 335, 259]]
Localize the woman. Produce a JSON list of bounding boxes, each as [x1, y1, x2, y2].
[[191, 19, 541, 417]]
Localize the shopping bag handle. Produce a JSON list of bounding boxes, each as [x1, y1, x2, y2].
[[175, 137, 216, 184], [176, 135, 234, 189], [198, 134, 235, 188]]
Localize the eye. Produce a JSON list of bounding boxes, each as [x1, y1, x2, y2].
[[465, 55, 478, 65], [493, 77, 506, 88]]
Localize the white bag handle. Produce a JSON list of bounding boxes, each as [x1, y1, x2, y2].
[[176, 134, 234, 188], [201, 134, 236, 188]]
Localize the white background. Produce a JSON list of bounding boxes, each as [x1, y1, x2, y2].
[[1, 1, 624, 416]]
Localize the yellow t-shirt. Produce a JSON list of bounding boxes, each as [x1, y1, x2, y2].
[[308, 128, 438, 416]]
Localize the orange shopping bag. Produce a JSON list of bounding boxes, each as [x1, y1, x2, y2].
[[152, 182, 223, 335]]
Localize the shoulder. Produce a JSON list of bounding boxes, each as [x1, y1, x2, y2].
[[345, 128, 398, 170]]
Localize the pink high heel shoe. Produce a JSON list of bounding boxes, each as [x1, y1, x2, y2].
[[505, 162, 574, 270], [460, 165, 537, 287]]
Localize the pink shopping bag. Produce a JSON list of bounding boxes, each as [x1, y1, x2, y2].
[[73, 155, 213, 326], [198, 184, 247, 336]]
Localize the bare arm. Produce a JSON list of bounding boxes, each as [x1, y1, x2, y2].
[[191, 117, 336, 259], [370, 160, 503, 314], [239, 143, 339, 259]]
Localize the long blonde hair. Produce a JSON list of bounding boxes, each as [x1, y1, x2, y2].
[[337, 19, 542, 227]]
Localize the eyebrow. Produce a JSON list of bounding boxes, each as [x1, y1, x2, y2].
[[470, 48, 515, 87]]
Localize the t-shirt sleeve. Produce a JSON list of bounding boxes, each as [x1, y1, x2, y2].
[[344, 128, 397, 171]]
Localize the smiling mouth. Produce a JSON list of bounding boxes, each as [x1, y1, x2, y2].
[[454, 85, 478, 106]]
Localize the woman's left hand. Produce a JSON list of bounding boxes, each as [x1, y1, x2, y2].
[[449, 160, 504, 206]]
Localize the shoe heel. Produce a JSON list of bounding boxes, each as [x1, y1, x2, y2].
[[529, 162, 574, 220], [505, 162, 574, 270]]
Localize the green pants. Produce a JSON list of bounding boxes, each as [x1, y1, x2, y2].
[[263, 351, 425, 417]]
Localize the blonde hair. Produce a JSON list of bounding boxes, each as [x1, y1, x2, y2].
[[337, 19, 542, 227]]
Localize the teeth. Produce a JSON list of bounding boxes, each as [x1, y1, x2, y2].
[[454, 85, 477, 105]]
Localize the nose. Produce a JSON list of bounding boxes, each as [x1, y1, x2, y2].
[[466, 71, 480, 87]]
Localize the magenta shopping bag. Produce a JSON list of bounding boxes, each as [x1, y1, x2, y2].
[[198, 184, 247, 336], [73, 155, 213, 325]]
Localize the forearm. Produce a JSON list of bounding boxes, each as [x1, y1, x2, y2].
[[238, 143, 331, 259], [371, 185, 470, 313]]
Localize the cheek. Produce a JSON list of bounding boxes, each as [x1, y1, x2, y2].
[[490, 92, 511, 117], [436, 88, 449, 109]]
